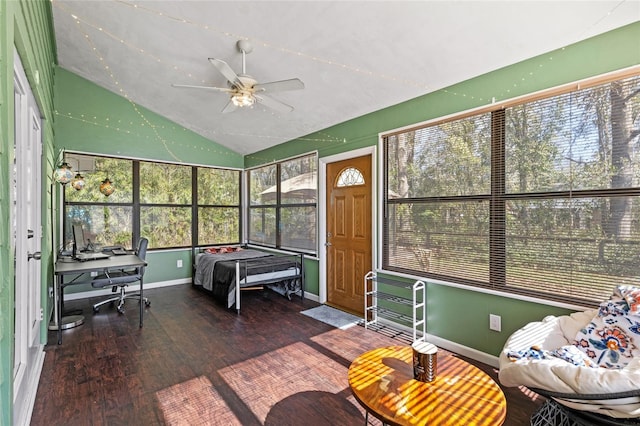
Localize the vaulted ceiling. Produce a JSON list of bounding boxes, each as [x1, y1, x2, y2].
[[51, 1, 640, 155]]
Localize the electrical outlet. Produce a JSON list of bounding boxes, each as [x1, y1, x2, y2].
[[177, 259, 183, 268], [489, 314, 501, 332], [90, 271, 98, 277]]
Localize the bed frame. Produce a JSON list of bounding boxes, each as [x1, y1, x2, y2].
[[192, 246, 304, 313]]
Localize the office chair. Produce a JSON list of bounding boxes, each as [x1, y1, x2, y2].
[[91, 237, 151, 314]]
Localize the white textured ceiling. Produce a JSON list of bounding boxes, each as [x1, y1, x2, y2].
[[51, 1, 640, 155]]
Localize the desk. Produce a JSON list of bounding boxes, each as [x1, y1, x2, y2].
[[53, 254, 147, 345], [348, 345, 506, 426]]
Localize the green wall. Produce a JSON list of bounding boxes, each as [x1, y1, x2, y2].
[[54, 68, 244, 168], [53, 68, 246, 294], [1, 1, 57, 424], [246, 22, 640, 356]]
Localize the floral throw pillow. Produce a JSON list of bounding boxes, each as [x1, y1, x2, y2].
[[619, 285, 640, 315], [573, 287, 640, 369]]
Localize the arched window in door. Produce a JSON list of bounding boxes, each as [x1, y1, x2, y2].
[[336, 167, 365, 187]]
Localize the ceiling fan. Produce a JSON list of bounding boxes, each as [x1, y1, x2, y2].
[[172, 40, 304, 113]]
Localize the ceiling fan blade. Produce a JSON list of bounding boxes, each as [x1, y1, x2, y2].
[[254, 78, 305, 93], [208, 58, 244, 88], [254, 94, 294, 113], [221, 100, 238, 114], [172, 84, 232, 93]]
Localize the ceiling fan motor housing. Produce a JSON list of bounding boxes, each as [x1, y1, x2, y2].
[[236, 39, 253, 54]]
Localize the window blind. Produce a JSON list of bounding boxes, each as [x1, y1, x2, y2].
[[384, 73, 640, 305]]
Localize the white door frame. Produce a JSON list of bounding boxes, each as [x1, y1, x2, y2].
[[318, 146, 376, 304], [13, 48, 45, 426]]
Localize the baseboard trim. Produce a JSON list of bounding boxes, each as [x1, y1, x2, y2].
[[64, 278, 191, 301], [376, 318, 499, 368], [304, 292, 319, 303], [64, 278, 320, 304]]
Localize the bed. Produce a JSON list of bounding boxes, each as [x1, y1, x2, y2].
[[193, 246, 304, 313]]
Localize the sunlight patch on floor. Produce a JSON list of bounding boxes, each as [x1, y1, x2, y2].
[[156, 376, 241, 425], [219, 341, 348, 423]]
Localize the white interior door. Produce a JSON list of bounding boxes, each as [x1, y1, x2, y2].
[[13, 49, 44, 426]]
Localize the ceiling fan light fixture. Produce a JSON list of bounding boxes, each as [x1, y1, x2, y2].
[[231, 91, 255, 107], [173, 39, 303, 113]]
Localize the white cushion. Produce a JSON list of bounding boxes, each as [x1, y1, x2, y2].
[[498, 309, 640, 418]]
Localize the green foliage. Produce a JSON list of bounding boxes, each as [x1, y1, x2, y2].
[[64, 154, 242, 248], [140, 162, 191, 204], [65, 156, 133, 202], [198, 169, 240, 205], [385, 75, 640, 302]]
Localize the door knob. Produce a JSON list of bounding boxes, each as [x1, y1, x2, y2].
[[28, 251, 42, 261]]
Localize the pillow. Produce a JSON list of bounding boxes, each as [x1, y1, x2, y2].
[[551, 345, 599, 368], [574, 297, 640, 369], [619, 285, 640, 315], [506, 345, 599, 368], [205, 246, 243, 254]]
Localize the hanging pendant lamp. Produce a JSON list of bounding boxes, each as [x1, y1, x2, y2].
[[71, 173, 85, 191], [99, 177, 115, 196], [53, 161, 74, 184]]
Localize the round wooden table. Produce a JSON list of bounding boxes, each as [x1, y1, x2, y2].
[[348, 345, 506, 426]]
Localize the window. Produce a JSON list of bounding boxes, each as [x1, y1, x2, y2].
[[140, 161, 192, 248], [64, 156, 134, 249], [248, 154, 317, 253], [384, 72, 640, 306], [63, 154, 241, 250], [197, 168, 240, 245]]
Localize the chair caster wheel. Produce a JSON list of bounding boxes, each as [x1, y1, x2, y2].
[[145, 300, 151, 307]]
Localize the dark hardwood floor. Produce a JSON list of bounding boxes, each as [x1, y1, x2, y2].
[[31, 284, 543, 425]]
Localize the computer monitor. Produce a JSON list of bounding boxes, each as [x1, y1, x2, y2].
[[72, 224, 86, 254]]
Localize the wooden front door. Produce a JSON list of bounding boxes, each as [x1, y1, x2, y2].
[[326, 155, 372, 315]]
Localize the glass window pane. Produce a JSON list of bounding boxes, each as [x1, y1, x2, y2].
[[506, 196, 640, 303], [280, 206, 316, 252], [384, 74, 640, 305], [506, 75, 640, 194], [198, 168, 240, 205], [64, 155, 133, 203], [64, 205, 133, 249], [386, 114, 491, 199], [250, 165, 277, 205], [141, 206, 191, 248], [140, 162, 192, 204], [336, 167, 364, 187], [198, 207, 240, 245], [249, 207, 276, 246], [280, 156, 317, 204], [386, 200, 489, 281]]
